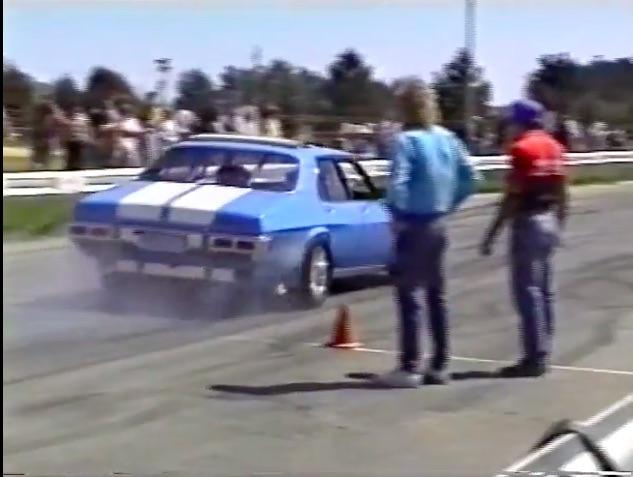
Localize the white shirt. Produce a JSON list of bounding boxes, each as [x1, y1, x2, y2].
[[119, 116, 144, 166], [160, 119, 180, 144], [173, 109, 196, 135]]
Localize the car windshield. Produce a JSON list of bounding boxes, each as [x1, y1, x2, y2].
[[139, 145, 300, 192]]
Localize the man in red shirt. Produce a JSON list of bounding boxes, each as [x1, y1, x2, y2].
[[480, 99, 569, 377]]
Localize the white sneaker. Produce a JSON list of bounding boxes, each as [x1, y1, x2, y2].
[[373, 369, 420, 388]]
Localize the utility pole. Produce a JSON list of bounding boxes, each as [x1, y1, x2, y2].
[[463, 0, 477, 149], [153, 58, 172, 107], [250, 46, 263, 106]]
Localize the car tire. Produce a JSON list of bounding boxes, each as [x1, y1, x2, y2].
[[289, 242, 332, 309]]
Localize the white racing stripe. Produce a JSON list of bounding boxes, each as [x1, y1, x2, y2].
[[167, 185, 251, 226], [116, 182, 198, 221]]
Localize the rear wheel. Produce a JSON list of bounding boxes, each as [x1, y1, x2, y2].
[[289, 243, 332, 309]]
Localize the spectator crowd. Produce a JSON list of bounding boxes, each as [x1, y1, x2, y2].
[[3, 98, 633, 172]]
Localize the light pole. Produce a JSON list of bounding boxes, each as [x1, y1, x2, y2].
[[154, 58, 172, 107], [463, 0, 477, 149], [250, 46, 263, 106]]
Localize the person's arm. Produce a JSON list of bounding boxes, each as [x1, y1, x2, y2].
[[552, 141, 570, 230], [553, 178, 569, 231], [482, 188, 519, 247], [480, 144, 523, 254], [385, 135, 412, 220], [451, 134, 479, 210]]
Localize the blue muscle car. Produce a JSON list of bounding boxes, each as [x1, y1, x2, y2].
[[69, 134, 392, 309]]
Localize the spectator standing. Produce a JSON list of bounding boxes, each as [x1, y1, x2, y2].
[[88, 106, 118, 168], [3, 107, 13, 137], [157, 108, 181, 146], [54, 104, 92, 171], [479, 99, 568, 377], [260, 104, 283, 138], [233, 106, 260, 136], [173, 108, 197, 138], [374, 80, 478, 388], [30, 102, 56, 169], [117, 103, 145, 167]]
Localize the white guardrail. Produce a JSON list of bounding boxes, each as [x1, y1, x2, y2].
[[3, 151, 633, 198]]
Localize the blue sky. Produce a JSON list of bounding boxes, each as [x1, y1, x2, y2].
[[4, 2, 631, 103]]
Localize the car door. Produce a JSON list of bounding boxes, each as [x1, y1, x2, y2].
[[316, 158, 367, 269], [336, 157, 391, 267]]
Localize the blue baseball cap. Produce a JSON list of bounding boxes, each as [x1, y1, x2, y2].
[[507, 99, 545, 128]]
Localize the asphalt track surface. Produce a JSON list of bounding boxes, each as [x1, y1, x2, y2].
[[4, 186, 633, 476]]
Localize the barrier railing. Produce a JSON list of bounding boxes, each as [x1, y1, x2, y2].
[[3, 151, 632, 197]]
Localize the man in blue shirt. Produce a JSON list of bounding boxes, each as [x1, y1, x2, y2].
[[375, 80, 478, 388]]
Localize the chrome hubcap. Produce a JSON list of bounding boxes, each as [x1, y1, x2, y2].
[[309, 248, 329, 297]]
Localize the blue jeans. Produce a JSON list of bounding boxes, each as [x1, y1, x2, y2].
[[390, 219, 449, 373], [510, 212, 559, 363]]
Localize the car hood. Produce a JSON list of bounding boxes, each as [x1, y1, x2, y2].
[[73, 181, 295, 235]]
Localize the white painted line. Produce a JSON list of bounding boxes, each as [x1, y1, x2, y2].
[[306, 343, 633, 377], [560, 419, 633, 471], [502, 393, 633, 473]]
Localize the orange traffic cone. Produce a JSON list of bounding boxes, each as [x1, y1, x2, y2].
[[325, 305, 362, 349]]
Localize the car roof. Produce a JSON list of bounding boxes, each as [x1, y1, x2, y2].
[[175, 134, 352, 160]]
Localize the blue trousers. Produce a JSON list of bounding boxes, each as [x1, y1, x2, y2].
[[390, 219, 449, 373], [510, 212, 559, 363]]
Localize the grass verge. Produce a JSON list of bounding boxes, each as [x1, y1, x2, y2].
[[3, 168, 632, 240], [3, 195, 78, 239], [3, 152, 64, 172]]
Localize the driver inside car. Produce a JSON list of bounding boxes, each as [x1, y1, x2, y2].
[[215, 163, 252, 188]]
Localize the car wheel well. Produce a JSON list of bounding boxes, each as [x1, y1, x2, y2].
[[308, 233, 333, 265]]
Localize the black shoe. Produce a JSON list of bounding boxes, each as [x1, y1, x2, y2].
[[498, 359, 548, 378], [422, 369, 449, 385]]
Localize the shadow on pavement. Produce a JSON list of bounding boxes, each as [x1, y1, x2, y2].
[[208, 368, 512, 397], [208, 381, 380, 396], [346, 370, 506, 381]]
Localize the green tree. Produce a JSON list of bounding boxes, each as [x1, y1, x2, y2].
[[325, 49, 378, 120], [433, 48, 492, 134], [174, 68, 214, 115], [528, 54, 633, 126], [84, 66, 135, 107], [3, 62, 35, 130], [52, 75, 81, 111], [527, 53, 580, 112]]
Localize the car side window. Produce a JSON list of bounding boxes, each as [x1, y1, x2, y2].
[[337, 158, 372, 196], [317, 159, 350, 202]]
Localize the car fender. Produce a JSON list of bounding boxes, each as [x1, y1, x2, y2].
[[304, 226, 330, 248], [268, 226, 330, 289]]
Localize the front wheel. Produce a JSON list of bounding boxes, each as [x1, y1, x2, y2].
[[289, 243, 332, 309]]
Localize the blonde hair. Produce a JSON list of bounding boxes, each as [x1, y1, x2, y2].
[[396, 78, 441, 129]]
